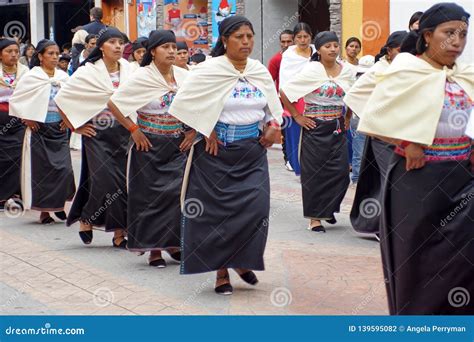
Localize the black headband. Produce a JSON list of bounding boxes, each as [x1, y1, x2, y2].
[[0, 39, 18, 51], [401, 3, 470, 55], [176, 41, 188, 51], [140, 30, 176, 67], [419, 2, 470, 31], [132, 36, 148, 52], [211, 15, 253, 57], [314, 31, 339, 50], [82, 27, 125, 65]]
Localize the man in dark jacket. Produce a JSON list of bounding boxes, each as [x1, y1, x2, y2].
[[81, 7, 107, 35]]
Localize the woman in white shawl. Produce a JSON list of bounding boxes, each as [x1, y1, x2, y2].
[[279, 23, 314, 176], [55, 28, 130, 248], [344, 30, 407, 238], [9, 39, 75, 224], [281, 31, 356, 233], [0, 39, 29, 208], [107, 30, 195, 268], [169, 16, 283, 295], [357, 3, 473, 314]]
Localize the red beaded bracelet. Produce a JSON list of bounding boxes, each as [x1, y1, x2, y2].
[[128, 124, 140, 134], [399, 140, 411, 149], [267, 120, 280, 129]]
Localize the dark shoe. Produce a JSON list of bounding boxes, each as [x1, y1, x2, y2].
[[236, 270, 258, 285], [54, 211, 67, 220], [149, 258, 167, 268], [40, 216, 55, 225], [215, 276, 233, 295], [311, 225, 326, 233], [112, 237, 128, 249], [326, 216, 337, 225], [79, 230, 93, 244], [167, 250, 181, 262]]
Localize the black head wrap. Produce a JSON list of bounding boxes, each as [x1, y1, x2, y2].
[[140, 30, 176, 67], [375, 30, 408, 62], [401, 3, 470, 55], [59, 54, 71, 62], [211, 15, 254, 57], [0, 39, 18, 52], [176, 41, 188, 51], [30, 39, 57, 69], [132, 36, 148, 52], [190, 53, 206, 64], [311, 31, 339, 61], [81, 27, 126, 65]]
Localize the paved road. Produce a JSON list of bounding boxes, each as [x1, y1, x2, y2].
[[0, 146, 388, 315]]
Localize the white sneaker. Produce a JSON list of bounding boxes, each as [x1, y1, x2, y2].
[[285, 161, 294, 171]]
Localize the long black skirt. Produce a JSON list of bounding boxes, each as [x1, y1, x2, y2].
[[181, 137, 270, 274], [350, 137, 394, 234], [381, 155, 474, 315], [67, 121, 128, 231], [127, 133, 186, 251], [0, 110, 25, 201], [22, 122, 75, 211], [300, 117, 350, 219]]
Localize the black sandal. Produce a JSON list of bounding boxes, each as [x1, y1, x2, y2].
[[79, 230, 93, 244], [311, 225, 326, 233], [112, 237, 128, 249], [40, 216, 55, 225], [236, 270, 258, 285], [54, 211, 67, 221], [166, 249, 181, 261], [325, 216, 337, 225], [149, 258, 167, 268], [215, 275, 233, 295]]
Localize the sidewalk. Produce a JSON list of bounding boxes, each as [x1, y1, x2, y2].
[[0, 147, 387, 315]]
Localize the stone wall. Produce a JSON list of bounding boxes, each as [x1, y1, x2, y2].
[[329, 0, 342, 40]]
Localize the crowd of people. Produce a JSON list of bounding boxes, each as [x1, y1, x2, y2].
[[0, 2, 473, 314]]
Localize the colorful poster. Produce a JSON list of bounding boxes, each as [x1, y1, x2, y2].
[[137, 0, 157, 38], [211, 0, 236, 47], [163, 0, 209, 56]]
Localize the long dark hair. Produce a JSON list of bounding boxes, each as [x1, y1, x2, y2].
[[400, 27, 435, 55], [293, 22, 312, 37], [409, 11, 423, 30], [345, 37, 361, 49], [29, 39, 57, 69], [375, 31, 408, 62], [22, 43, 35, 57]]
